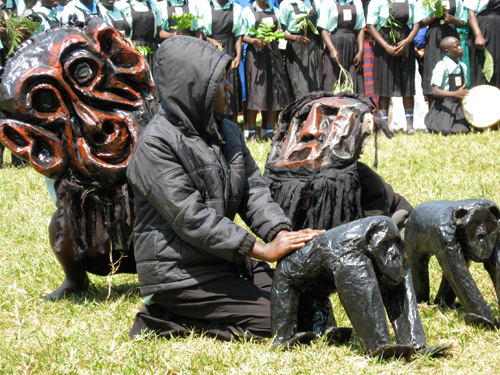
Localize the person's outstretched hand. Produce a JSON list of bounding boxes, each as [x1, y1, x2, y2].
[[248, 229, 324, 262]]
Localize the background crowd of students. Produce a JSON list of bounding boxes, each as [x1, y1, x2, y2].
[[1, 0, 499, 137]]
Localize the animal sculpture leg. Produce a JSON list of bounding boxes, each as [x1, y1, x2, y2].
[[484, 247, 500, 311], [380, 268, 426, 349], [436, 245, 494, 322], [435, 275, 458, 307], [333, 251, 392, 353], [271, 272, 309, 347], [406, 248, 432, 303]]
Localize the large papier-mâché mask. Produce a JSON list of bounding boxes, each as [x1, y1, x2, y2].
[[0, 19, 154, 183], [267, 97, 374, 169]]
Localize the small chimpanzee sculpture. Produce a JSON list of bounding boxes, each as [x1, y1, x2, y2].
[[0, 19, 155, 299], [405, 199, 500, 329], [271, 216, 449, 357]]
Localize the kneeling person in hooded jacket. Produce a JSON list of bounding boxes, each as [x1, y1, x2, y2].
[[127, 36, 322, 341]]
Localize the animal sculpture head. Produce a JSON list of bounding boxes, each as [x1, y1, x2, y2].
[[455, 203, 500, 262], [0, 19, 154, 183]]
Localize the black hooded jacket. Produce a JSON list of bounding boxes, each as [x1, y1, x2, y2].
[[127, 36, 292, 296]]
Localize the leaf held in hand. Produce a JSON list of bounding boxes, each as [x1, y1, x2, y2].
[[249, 22, 285, 43], [332, 63, 354, 94], [170, 13, 199, 32], [483, 48, 494, 83]]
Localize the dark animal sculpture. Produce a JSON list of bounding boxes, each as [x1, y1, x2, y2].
[[271, 216, 449, 358], [0, 19, 154, 299], [405, 199, 500, 329]]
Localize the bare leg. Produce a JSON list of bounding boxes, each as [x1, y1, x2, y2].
[[227, 114, 238, 124], [378, 97, 390, 111], [44, 210, 89, 300], [402, 96, 415, 134], [246, 110, 258, 140]]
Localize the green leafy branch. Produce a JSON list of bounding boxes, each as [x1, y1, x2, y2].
[[1, 12, 39, 57], [248, 22, 284, 43], [134, 43, 152, 57], [384, 3, 403, 44], [422, 0, 444, 18], [170, 13, 200, 32], [295, 11, 318, 37], [332, 63, 354, 94]]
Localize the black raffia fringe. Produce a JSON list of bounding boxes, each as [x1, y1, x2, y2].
[[53, 174, 134, 260], [264, 162, 363, 231]]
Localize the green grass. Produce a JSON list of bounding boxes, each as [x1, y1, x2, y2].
[[2, 129, 500, 374]]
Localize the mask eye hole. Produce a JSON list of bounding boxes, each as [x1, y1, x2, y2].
[[31, 88, 60, 113], [70, 59, 99, 87]]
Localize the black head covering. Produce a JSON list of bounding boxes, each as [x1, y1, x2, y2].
[[155, 36, 233, 140]]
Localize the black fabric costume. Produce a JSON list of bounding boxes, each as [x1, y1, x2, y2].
[[284, 1, 323, 100], [422, 0, 460, 96], [129, 0, 158, 93], [107, 10, 131, 37], [127, 36, 292, 339], [424, 63, 470, 134], [53, 175, 137, 275], [468, 0, 500, 88], [373, 0, 416, 97], [323, 1, 364, 93], [210, 2, 242, 116], [264, 91, 410, 231], [245, 5, 290, 111]]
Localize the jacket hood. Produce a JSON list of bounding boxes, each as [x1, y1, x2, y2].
[[155, 36, 233, 138]]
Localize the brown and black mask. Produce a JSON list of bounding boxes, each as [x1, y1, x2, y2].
[[0, 19, 154, 184]]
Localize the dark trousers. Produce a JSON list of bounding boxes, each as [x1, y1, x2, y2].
[[129, 261, 274, 341]]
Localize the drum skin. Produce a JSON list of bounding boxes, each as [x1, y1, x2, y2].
[[463, 85, 500, 128]]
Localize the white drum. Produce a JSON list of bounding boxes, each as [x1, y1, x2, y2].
[[463, 85, 500, 128]]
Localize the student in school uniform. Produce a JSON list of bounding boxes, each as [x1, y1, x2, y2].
[[367, 0, 423, 134], [424, 36, 470, 134], [318, 0, 366, 93], [195, 0, 245, 124], [34, 0, 62, 34], [279, 0, 322, 101], [61, 0, 105, 25], [421, 0, 467, 106], [241, 0, 290, 140], [464, 0, 500, 88], [98, 0, 133, 36], [127, 0, 170, 96], [157, 0, 198, 38]]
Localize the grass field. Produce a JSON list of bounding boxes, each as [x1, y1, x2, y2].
[[1, 129, 500, 374]]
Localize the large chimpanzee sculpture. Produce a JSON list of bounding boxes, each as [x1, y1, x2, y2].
[[0, 19, 155, 299], [405, 199, 500, 329], [271, 216, 448, 357]]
